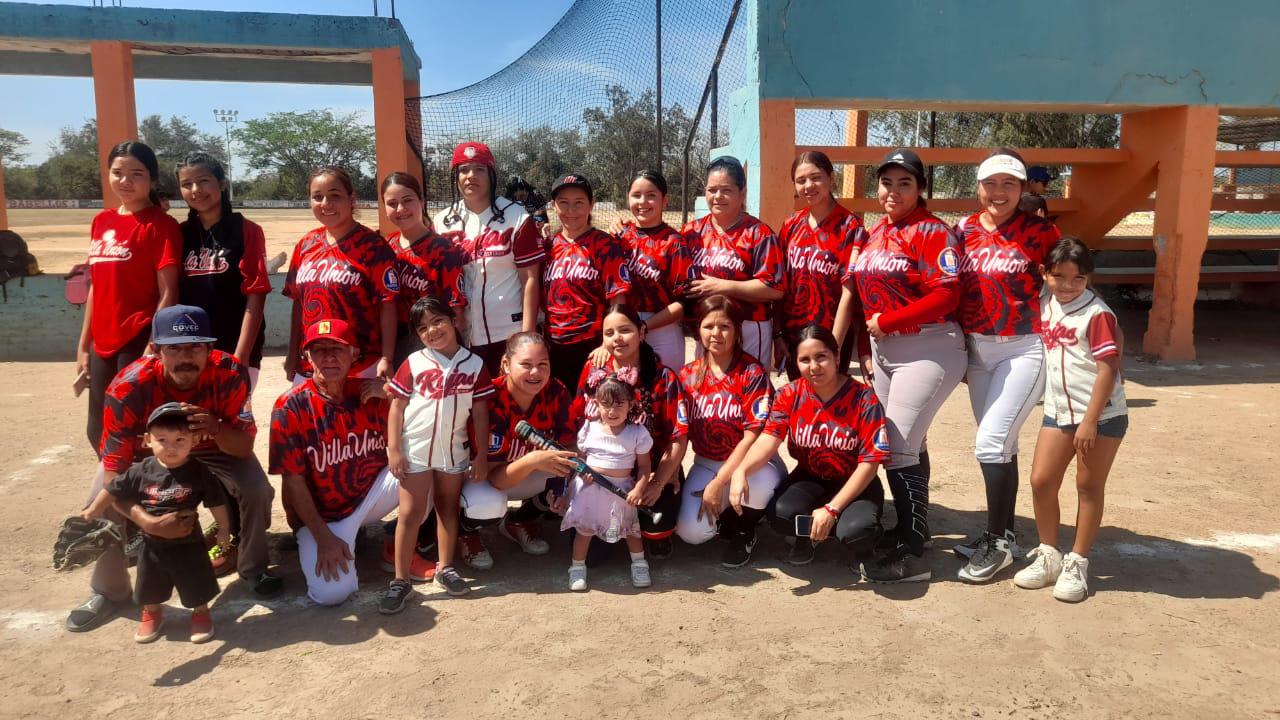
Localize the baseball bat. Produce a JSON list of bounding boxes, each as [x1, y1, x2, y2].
[[514, 420, 663, 524]]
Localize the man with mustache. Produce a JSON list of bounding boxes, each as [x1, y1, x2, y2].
[[67, 305, 280, 633]]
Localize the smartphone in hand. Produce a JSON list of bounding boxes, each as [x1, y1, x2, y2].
[[73, 371, 90, 397], [794, 514, 814, 538]]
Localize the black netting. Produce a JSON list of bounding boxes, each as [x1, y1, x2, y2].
[[406, 0, 748, 221]]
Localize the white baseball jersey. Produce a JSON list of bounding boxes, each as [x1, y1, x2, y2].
[[389, 346, 495, 470], [1041, 289, 1127, 425], [433, 197, 544, 346]]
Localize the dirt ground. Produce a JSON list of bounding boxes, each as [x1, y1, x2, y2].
[[0, 300, 1277, 718]]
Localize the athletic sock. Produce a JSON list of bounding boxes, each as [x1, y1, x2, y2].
[[1007, 455, 1020, 535], [887, 463, 929, 555], [571, 559, 586, 568], [629, 552, 646, 563], [980, 461, 1019, 536]]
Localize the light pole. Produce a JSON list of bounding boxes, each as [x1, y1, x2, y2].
[[213, 108, 239, 204]]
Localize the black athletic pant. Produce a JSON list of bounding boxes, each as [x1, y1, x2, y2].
[[547, 338, 599, 394], [86, 328, 151, 454], [767, 467, 884, 555]]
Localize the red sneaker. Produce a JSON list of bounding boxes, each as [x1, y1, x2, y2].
[[500, 520, 550, 555], [190, 610, 214, 644], [380, 540, 437, 582], [458, 531, 493, 570], [134, 607, 163, 644]]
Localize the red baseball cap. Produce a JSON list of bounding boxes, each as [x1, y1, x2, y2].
[[302, 319, 355, 350], [451, 141, 496, 171]]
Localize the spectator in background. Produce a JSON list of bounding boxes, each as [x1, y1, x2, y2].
[[1026, 166, 1055, 198]]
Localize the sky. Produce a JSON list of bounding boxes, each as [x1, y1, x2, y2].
[[0, 0, 576, 165]]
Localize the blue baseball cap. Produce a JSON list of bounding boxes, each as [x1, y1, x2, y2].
[[152, 305, 217, 345], [1027, 166, 1054, 183]]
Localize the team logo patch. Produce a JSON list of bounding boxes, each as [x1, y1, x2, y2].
[[676, 399, 689, 426], [937, 247, 960, 276], [317, 320, 332, 335], [618, 263, 631, 283], [383, 267, 400, 292], [488, 431, 504, 455], [564, 175, 578, 183], [172, 314, 201, 334], [873, 426, 891, 452], [464, 145, 477, 159], [751, 395, 770, 422], [239, 409, 255, 424]]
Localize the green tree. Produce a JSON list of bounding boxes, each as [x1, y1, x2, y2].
[[504, 125, 586, 199], [38, 119, 100, 199], [0, 128, 30, 164], [234, 110, 376, 199], [137, 114, 225, 194]]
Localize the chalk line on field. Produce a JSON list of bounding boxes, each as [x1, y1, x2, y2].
[[2, 444, 75, 492], [1183, 532, 1280, 552]]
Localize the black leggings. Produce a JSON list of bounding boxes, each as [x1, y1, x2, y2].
[[547, 338, 599, 394], [86, 328, 151, 455], [767, 467, 884, 555]]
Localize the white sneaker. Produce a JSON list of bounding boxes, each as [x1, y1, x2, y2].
[[630, 560, 652, 588], [568, 564, 588, 592], [1013, 544, 1064, 589], [1053, 552, 1089, 602]]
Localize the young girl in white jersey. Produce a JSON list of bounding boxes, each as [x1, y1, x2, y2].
[[561, 369, 653, 591], [383, 296, 494, 613], [1016, 237, 1127, 603]]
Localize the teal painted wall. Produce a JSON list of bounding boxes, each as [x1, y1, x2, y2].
[[755, 0, 1280, 109]]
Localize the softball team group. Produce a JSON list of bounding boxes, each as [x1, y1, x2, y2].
[[72, 137, 1128, 641]]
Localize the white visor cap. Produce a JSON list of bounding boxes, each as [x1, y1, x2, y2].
[[976, 154, 1028, 181]]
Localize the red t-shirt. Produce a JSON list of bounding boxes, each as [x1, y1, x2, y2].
[[677, 354, 772, 461], [955, 212, 1061, 336], [99, 350, 255, 473], [763, 377, 890, 480], [388, 229, 467, 325], [778, 204, 866, 337], [485, 376, 575, 463], [283, 225, 399, 371], [542, 228, 631, 345], [619, 223, 694, 314], [842, 205, 961, 334], [682, 213, 785, 322], [269, 379, 389, 527], [87, 206, 181, 356], [571, 356, 689, 449]]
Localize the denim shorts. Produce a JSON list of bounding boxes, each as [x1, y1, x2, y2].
[[1042, 413, 1128, 439]]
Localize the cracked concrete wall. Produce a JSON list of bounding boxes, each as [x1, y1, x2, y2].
[[754, 0, 1280, 109]]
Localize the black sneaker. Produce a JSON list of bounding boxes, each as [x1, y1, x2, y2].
[[246, 572, 284, 597], [954, 529, 1023, 561], [957, 532, 1013, 584], [648, 537, 674, 560], [379, 579, 414, 615], [861, 547, 931, 584], [875, 526, 933, 553], [785, 537, 816, 566], [434, 566, 470, 597], [66, 593, 117, 632], [721, 530, 757, 568]]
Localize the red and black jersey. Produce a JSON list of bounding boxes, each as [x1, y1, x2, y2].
[[179, 214, 271, 366], [100, 351, 255, 474], [571, 355, 689, 449], [954, 212, 1061, 336], [269, 379, 390, 527], [619, 223, 694, 314], [763, 377, 890, 481], [485, 376, 575, 463], [677, 354, 772, 461], [842, 205, 961, 334], [778, 204, 866, 337], [283, 225, 399, 372], [87, 206, 182, 356], [682, 213, 785, 322], [542, 228, 631, 344], [388, 229, 467, 326]]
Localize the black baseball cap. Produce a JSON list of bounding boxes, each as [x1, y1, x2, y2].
[[146, 401, 188, 429], [152, 304, 217, 345], [876, 149, 927, 182], [1027, 166, 1055, 183], [550, 173, 593, 203]]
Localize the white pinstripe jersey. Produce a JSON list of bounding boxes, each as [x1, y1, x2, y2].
[[389, 346, 494, 469]]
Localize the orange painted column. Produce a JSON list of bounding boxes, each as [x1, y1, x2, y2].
[[758, 99, 796, 230], [372, 47, 413, 234], [841, 110, 868, 200], [90, 41, 138, 207], [1143, 106, 1219, 361]]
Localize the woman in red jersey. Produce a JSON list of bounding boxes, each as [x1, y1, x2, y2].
[[839, 149, 966, 584], [682, 156, 785, 372], [283, 167, 399, 383], [77, 140, 180, 454]]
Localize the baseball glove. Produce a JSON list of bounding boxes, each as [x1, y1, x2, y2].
[[52, 516, 124, 571]]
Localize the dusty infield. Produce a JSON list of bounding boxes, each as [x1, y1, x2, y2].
[[1, 304, 1278, 718]]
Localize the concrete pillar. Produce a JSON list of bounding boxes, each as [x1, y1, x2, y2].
[[758, 98, 795, 230], [372, 47, 414, 234], [1143, 106, 1220, 361], [841, 110, 868, 200], [90, 41, 137, 206]]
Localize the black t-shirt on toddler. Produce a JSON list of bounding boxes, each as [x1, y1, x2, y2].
[[106, 456, 226, 545]]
